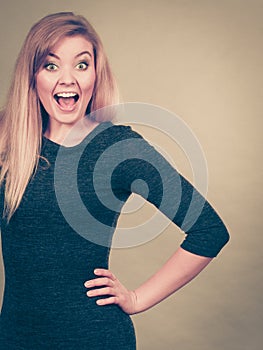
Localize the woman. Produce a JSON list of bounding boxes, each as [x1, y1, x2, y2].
[[0, 12, 229, 349]]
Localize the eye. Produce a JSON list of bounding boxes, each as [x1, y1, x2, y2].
[[44, 63, 58, 71], [76, 62, 89, 70]]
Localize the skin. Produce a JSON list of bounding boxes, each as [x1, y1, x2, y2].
[[85, 248, 212, 315], [36, 35, 213, 316], [36, 35, 98, 145]]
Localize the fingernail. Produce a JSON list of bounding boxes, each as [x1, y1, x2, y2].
[[84, 281, 92, 287]]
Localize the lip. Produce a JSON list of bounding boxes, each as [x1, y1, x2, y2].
[[53, 91, 80, 112], [54, 91, 79, 96]]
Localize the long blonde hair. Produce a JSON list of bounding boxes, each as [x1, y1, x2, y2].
[[0, 12, 119, 221]]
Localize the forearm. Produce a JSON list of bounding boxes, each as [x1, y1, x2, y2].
[[84, 247, 213, 315], [132, 247, 212, 314]]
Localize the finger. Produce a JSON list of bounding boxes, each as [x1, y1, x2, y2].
[[87, 286, 114, 297], [96, 296, 118, 306], [84, 277, 114, 288], [94, 269, 117, 280]]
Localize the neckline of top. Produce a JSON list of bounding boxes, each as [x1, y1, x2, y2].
[[42, 121, 113, 153]]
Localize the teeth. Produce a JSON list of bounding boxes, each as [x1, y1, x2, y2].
[[56, 92, 77, 98]]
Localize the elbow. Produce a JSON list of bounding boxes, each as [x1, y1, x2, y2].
[[212, 224, 230, 257], [218, 226, 230, 250], [219, 225, 230, 249]]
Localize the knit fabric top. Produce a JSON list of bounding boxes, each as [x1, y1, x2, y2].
[[0, 122, 229, 349]]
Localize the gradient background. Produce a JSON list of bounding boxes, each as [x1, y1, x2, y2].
[[0, 0, 262, 349]]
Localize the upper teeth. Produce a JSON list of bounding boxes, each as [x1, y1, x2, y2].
[[56, 92, 77, 98]]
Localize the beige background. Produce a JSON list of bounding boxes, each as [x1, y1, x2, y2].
[[0, 0, 262, 349]]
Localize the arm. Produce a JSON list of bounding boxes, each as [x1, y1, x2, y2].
[[84, 247, 212, 315], [131, 247, 212, 313], [84, 125, 229, 314]]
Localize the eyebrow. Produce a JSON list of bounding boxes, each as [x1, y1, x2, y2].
[[48, 50, 93, 60]]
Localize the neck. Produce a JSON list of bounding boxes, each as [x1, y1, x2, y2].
[[44, 118, 99, 146]]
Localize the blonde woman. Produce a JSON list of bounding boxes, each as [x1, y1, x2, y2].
[[0, 12, 229, 349]]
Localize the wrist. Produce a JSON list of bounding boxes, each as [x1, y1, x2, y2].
[[129, 289, 150, 315], [129, 290, 142, 315]]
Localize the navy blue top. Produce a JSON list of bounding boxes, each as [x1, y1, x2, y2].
[[0, 122, 229, 349]]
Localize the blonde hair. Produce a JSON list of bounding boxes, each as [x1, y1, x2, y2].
[[0, 12, 119, 220]]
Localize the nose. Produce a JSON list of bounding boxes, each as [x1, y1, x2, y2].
[[58, 68, 76, 86]]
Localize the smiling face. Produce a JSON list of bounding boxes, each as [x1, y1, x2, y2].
[[36, 35, 96, 139]]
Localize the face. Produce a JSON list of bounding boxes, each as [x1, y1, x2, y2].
[[36, 35, 96, 137]]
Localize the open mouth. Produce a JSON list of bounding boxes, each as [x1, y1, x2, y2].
[[54, 92, 80, 110]]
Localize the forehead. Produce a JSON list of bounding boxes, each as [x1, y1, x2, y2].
[[50, 35, 94, 56]]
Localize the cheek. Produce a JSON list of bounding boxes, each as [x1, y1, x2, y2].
[[36, 73, 54, 100], [36, 77, 47, 102], [82, 72, 96, 94], [35, 80, 54, 115]]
